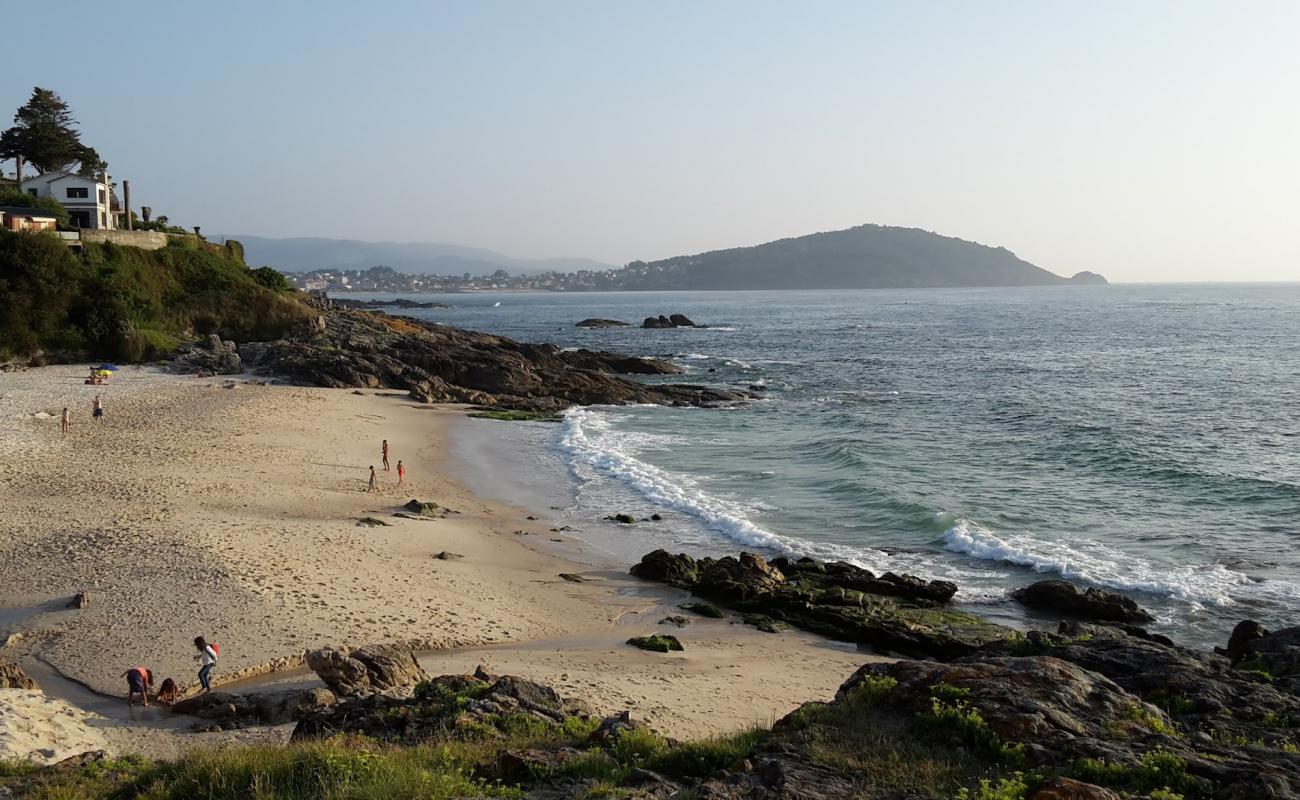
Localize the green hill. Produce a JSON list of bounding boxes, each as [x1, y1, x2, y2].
[[620, 224, 1105, 290], [0, 231, 307, 362]]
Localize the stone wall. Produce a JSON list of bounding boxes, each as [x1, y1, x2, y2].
[[79, 229, 169, 250]]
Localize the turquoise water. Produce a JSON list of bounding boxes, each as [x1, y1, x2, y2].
[[361, 285, 1300, 646]]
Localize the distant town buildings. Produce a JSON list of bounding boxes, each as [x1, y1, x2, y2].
[[282, 261, 680, 293]]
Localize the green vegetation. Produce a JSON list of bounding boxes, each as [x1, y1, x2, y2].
[[955, 773, 1031, 800], [678, 601, 726, 618], [1070, 750, 1212, 798], [921, 684, 1026, 767], [1, 87, 104, 175], [0, 230, 306, 361], [466, 409, 564, 422]]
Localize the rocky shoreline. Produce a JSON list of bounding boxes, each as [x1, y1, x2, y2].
[[206, 300, 750, 410]]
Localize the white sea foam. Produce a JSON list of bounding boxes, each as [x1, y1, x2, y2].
[[559, 408, 891, 567], [940, 516, 1261, 607]]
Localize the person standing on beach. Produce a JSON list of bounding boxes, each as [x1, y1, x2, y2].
[[368, 465, 378, 492], [123, 666, 152, 706], [92, 395, 104, 422], [194, 636, 217, 693], [382, 439, 390, 471], [396, 460, 405, 486], [61, 407, 71, 435]]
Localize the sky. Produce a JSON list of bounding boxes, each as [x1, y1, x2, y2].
[[2, 1, 1297, 283]]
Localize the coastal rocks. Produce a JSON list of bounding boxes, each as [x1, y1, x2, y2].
[[642, 314, 697, 328], [605, 513, 637, 525], [658, 615, 691, 627], [65, 591, 90, 609], [0, 661, 37, 690], [576, 318, 630, 328], [238, 306, 742, 410], [171, 688, 336, 728], [293, 668, 590, 744], [1216, 619, 1269, 666], [402, 499, 441, 517], [1011, 580, 1154, 623], [627, 635, 684, 653], [679, 601, 726, 619], [170, 333, 243, 375], [1029, 778, 1120, 800], [306, 644, 428, 697], [630, 549, 1014, 660], [433, 551, 464, 560]]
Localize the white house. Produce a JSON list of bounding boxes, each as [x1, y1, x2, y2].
[[20, 170, 115, 230]]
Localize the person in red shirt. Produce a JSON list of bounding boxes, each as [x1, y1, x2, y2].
[[396, 460, 405, 486], [123, 666, 152, 706]]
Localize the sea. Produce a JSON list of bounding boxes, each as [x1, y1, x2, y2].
[[349, 285, 1300, 648]]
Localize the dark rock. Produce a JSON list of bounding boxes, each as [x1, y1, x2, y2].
[[658, 615, 691, 627], [743, 614, 788, 633], [1030, 777, 1120, 799], [558, 573, 590, 583], [1011, 579, 1154, 623], [171, 688, 336, 726], [66, 591, 90, 609], [679, 601, 726, 619], [627, 635, 684, 653], [575, 318, 630, 328], [433, 551, 463, 560], [0, 661, 37, 690], [630, 550, 699, 588], [668, 314, 697, 327], [650, 513, 663, 521], [605, 513, 636, 525], [171, 334, 243, 375], [1217, 619, 1270, 666], [642, 315, 674, 329], [238, 306, 740, 409], [696, 553, 785, 602], [356, 517, 389, 527], [589, 710, 647, 746], [402, 499, 441, 517]]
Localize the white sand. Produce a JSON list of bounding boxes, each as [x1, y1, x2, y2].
[[0, 689, 108, 765], [0, 364, 878, 758]]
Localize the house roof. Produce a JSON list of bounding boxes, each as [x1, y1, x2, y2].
[[21, 170, 105, 186], [0, 205, 58, 220]]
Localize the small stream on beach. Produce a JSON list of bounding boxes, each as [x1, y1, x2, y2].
[[356, 285, 1300, 649]]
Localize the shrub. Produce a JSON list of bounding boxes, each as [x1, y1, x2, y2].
[[0, 187, 70, 227]]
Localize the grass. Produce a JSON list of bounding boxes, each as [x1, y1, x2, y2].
[[1070, 750, 1213, 798]]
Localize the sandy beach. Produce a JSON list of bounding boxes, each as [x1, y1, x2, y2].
[[0, 365, 877, 760]]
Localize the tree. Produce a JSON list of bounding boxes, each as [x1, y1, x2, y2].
[[0, 87, 102, 175]]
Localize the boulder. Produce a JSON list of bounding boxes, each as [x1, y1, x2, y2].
[[605, 513, 636, 525], [658, 615, 691, 627], [589, 710, 647, 746], [66, 592, 90, 609], [679, 601, 726, 619], [575, 319, 630, 328], [1216, 619, 1269, 666], [0, 661, 37, 690], [642, 315, 674, 329], [306, 647, 370, 696], [1030, 778, 1120, 799], [630, 550, 699, 588], [1011, 580, 1154, 623], [627, 635, 683, 653], [402, 499, 441, 517], [171, 334, 243, 375], [696, 553, 785, 602], [350, 644, 429, 692], [668, 314, 697, 327]]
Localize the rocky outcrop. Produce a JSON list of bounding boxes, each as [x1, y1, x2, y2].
[[627, 635, 683, 653], [306, 644, 428, 697], [575, 318, 630, 328], [1011, 580, 1154, 623], [237, 305, 743, 410], [642, 313, 698, 328], [171, 333, 243, 375], [629, 550, 1012, 659], [0, 660, 37, 690], [331, 298, 450, 310], [293, 668, 590, 743], [171, 688, 336, 729]]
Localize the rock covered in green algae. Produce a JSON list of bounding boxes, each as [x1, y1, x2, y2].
[[627, 634, 684, 653], [678, 601, 726, 619], [630, 549, 1012, 659]]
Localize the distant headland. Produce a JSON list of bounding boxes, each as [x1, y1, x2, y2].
[[270, 224, 1107, 293]]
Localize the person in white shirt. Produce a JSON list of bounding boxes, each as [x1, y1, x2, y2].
[[193, 636, 218, 692]]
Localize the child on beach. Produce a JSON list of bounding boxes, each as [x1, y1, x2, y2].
[[92, 395, 104, 422], [123, 666, 153, 706], [194, 636, 217, 693], [368, 465, 377, 492], [157, 677, 179, 705], [382, 439, 390, 471], [396, 460, 405, 486], [61, 407, 70, 435]]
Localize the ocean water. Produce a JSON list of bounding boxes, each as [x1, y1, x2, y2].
[[355, 285, 1300, 647]]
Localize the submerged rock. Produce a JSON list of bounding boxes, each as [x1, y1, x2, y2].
[[575, 318, 630, 328], [1011, 579, 1154, 623]]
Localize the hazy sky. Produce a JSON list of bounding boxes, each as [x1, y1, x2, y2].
[[3, 1, 1297, 282]]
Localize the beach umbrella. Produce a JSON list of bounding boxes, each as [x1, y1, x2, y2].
[[95, 364, 119, 372]]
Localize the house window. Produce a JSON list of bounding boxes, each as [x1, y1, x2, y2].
[[99, 211, 106, 227], [66, 187, 89, 199], [28, 189, 37, 197], [69, 210, 91, 227], [98, 189, 106, 204]]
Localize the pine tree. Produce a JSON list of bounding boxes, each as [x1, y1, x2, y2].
[[0, 87, 102, 175]]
